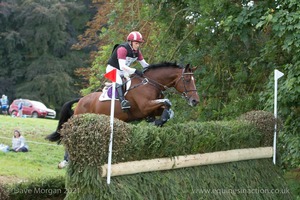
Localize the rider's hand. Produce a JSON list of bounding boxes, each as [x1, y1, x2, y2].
[[135, 70, 143, 77]]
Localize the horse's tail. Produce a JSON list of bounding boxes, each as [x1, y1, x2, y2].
[[45, 98, 81, 142]]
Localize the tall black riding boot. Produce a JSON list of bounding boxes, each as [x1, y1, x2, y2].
[[116, 84, 131, 110]]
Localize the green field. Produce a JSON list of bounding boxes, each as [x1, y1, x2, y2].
[[0, 115, 65, 182]]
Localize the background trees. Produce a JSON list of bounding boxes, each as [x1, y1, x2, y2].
[[0, 0, 94, 109]]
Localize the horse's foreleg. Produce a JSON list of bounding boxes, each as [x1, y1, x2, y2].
[[145, 98, 174, 127], [154, 108, 174, 126], [140, 98, 174, 126], [153, 99, 172, 108], [141, 99, 171, 114]]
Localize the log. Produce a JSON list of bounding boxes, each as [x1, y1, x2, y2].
[[101, 147, 273, 177]]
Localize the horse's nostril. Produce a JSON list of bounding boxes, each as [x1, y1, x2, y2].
[[192, 99, 199, 106]]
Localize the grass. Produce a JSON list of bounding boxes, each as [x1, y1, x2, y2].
[[0, 115, 65, 182], [284, 169, 300, 199]]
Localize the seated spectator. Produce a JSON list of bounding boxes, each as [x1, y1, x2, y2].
[[12, 130, 29, 152]]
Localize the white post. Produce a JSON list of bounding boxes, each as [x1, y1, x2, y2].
[[273, 69, 284, 165], [107, 82, 116, 184]]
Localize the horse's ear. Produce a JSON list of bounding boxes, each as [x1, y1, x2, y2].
[[191, 66, 198, 72], [185, 64, 190, 71], [185, 64, 198, 72]]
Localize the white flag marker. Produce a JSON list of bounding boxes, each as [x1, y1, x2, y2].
[[273, 69, 284, 165], [104, 69, 117, 184]]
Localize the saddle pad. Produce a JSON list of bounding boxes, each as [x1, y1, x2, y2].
[[99, 80, 131, 102]]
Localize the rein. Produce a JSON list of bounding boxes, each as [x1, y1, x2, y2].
[[128, 76, 166, 97]]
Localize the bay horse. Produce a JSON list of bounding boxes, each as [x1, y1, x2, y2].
[[46, 62, 199, 143]]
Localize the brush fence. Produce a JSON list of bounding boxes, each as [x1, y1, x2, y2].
[[101, 147, 273, 177]]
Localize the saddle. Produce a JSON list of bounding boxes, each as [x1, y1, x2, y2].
[[99, 77, 131, 101]]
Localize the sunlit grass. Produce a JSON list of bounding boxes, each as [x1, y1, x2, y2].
[[0, 115, 65, 181]]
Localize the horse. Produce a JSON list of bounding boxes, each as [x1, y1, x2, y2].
[[46, 62, 200, 167]]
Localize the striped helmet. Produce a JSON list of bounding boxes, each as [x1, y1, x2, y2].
[[127, 31, 144, 43]]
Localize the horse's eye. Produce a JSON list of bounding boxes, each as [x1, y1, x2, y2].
[[185, 76, 192, 82]]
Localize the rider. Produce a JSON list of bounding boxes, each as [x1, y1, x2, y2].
[[106, 31, 149, 110]]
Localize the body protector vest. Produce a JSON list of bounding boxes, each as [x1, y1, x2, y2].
[[108, 42, 139, 70]]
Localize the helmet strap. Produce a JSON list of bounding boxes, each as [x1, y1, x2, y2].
[[128, 41, 133, 49]]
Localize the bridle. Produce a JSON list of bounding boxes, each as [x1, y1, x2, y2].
[[174, 68, 198, 100], [131, 67, 197, 100]]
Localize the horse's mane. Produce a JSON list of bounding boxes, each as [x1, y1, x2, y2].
[[145, 62, 182, 71]]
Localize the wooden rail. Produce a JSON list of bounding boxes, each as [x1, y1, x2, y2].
[[101, 147, 273, 177]]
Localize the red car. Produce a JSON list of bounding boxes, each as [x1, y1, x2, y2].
[[9, 99, 56, 118]]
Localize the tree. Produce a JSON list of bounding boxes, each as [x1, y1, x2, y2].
[[216, 0, 299, 168], [253, 0, 300, 169], [0, 0, 93, 110]]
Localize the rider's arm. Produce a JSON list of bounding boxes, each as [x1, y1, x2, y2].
[[118, 59, 136, 74], [117, 47, 136, 75], [138, 51, 149, 68], [139, 59, 149, 68]]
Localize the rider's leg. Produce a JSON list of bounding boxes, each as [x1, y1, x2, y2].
[[116, 84, 131, 110], [111, 68, 130, 110]]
